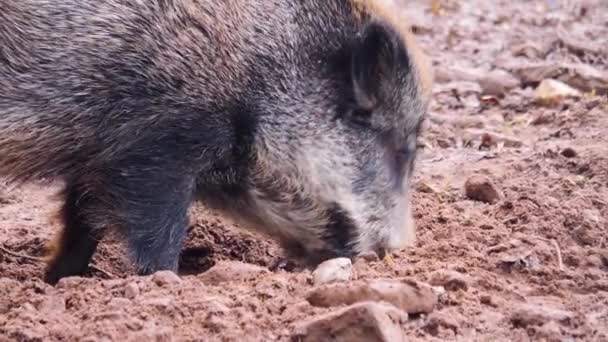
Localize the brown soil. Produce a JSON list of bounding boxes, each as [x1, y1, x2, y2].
[[1, 1, 607, 341]]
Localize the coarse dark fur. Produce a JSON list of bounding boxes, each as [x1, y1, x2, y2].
[[0, 0, 433, 284]]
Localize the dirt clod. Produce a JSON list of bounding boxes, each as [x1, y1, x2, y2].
[[429, 270, 471, 292], [152, 270, 182, 287], [464, 176, 501, 204], [306, 278, 437, 314], [423, 311, 460, 337], [292, 301, 409, 342], [511, 303, 575, 327], [478, 69, 521, 97], [198, 260, 269, 285], [560, 147, 578, 158]]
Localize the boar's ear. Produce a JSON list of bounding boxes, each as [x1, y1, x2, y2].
[[351, 20, 409, 109]]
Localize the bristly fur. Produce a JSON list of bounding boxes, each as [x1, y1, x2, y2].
[[0, 0, 432, 284]]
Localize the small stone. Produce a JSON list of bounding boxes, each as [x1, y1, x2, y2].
[[475, 132, 523, 149], [416, 181, 439, 194], [480, 295, 497, 307], [431, 286, 446, 298], [434, 65, 484, 84], [511, 41, 553, 59], [480, 133, 496, 149], [429, 270, 470, 292], [199, 260, 269, 285], [479, 224, 494, 230], [585, 255, 603, 268], [306, 278, 437, 314], [534, 79, 582, 106], [423, 311, 460, 336], [498, 253, 542, 273], [511, 303, 574, 327], [560, 147, 577, 158], [464, 176, 501, 204], [536, 320, 565, 341], [478, 69, 520, 97], [601, 253, 608, 268], [152, 270, 182, 287], [124, 282, 140, 299], [531, 111, 555, 125], [292, 301, 409, 342], [312, 258, 353, 285], [436, 139, 452, 148]]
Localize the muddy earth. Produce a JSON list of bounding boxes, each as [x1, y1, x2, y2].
[[1, 0, 607, 341]]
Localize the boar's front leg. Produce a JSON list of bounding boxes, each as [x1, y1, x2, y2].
[[108, 159, 197, 276]]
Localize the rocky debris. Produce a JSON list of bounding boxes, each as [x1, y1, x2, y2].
[[556, 27, 606, 57], [530, 111, 556, 125], [560, 147, 577, 158], [416, 181, 441, 194], [502, 61, 608, 94], [430, 286, 446, 299], [498, 253, 542, 273], [433, 82, 482, 99], [0, 189, 17, 205], [478, 69, 521, 97], [510, 40, 554, 59], [429, 270, 471, 292], [585, 254, 603, 268], [511, 303, 574, 327], [534, 79, 582, 106], [124, 282, 140, 299], [312, 257, 353, 285], [152, 271, 182, 287], [423, 311, 460, 336], [475, 131, 523, 149], [434, 65, 484, 84], [306, 278, 437, 314], [292, 301, 409, 342], [464, 176, 501, 204], [480, 295, 498, 308], [435, 138, 454, 149], [561, 64, 608, 94], [601, 253, 608, 269], [199, 261, 269, 285]]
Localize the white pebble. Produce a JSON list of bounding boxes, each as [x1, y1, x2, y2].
[[312, 257, 353, 285]]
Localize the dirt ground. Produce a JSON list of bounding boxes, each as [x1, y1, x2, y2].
[[1, 0, 607, 341]]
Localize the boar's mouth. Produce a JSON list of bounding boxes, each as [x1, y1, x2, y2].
[[322, 202, 358, 256], [277, 202, 359, 266]]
